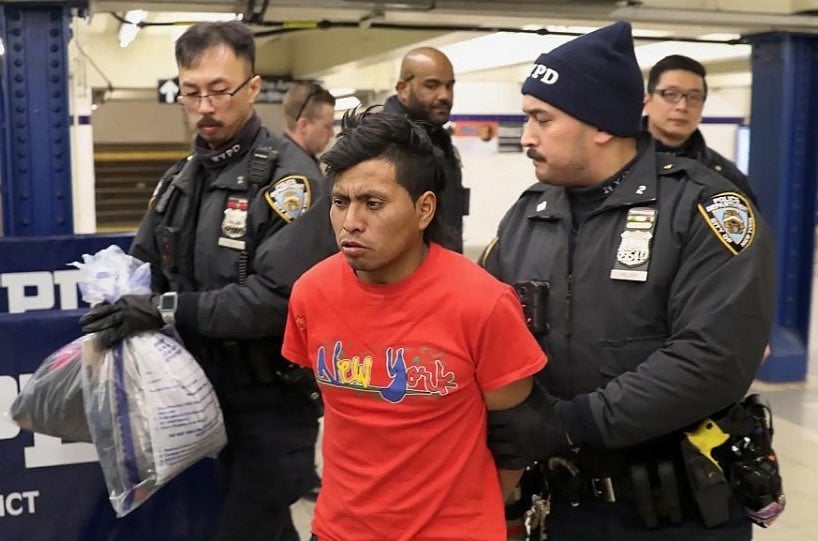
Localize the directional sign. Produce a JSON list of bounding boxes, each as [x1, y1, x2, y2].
[[158, 78, 180, 104]]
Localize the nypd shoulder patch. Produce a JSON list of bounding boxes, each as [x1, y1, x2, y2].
[[697, 191, 756, 255], [264, 175, 312, 223]]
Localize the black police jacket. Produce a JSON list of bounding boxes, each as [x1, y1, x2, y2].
[[643, 116, 757, 205], [131, 123, 337, 406], [481, 141, 775, 450], [383, 95, 469, 252]]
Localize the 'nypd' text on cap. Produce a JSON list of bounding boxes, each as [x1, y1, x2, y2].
[[521, 21, 644, 137]]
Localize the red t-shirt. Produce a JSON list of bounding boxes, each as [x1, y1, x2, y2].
[[282, 243, 546, 541]]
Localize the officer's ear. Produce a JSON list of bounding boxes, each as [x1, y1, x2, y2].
[[396, 78, 411, 102], [593, 129, 614, 145], [247, 74, 262, 104]]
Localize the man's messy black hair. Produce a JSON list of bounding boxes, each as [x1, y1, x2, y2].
[[322, 106, 453, 246]]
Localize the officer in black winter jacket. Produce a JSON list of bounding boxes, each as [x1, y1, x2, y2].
[[383, 47, 469, 252], [80, 22, 336, 541], [643, 54, 757, 205], [482, 22, 775, 540]]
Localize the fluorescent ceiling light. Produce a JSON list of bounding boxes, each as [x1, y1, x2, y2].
[[545, 25, 599, 34], [119, 10, 147, 48], [335, 96, 361, 111], [698, 33, 742, 41], [632, 28, 673, 39], [329, 87, 356, 97]]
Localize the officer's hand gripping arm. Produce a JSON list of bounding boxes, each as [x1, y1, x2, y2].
[[487, 381, 572, 469]]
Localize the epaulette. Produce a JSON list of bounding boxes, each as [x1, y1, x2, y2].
[[149, 154, 192, 211], [520, 181, 548, 197], [655, 155, 692, 177]]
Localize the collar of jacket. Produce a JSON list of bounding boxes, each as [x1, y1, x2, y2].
[[194, 113, 262, 170], [526, 135, 658, 221], [283, 132, 320, 167], [172, 127, 278, 194]]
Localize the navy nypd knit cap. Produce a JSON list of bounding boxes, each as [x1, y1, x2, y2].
[[521, 21, 644, 137]]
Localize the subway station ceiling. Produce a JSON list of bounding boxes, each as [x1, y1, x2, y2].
[[80, 0, 818, 96]]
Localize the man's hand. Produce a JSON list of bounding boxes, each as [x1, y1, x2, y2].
[[487, 383, 572, 468], [79, 294, 162, 348]]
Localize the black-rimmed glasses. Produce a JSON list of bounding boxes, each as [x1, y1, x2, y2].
[[654, 88, 706, 106], [295, 83, 322, 121], [177, 75, 255, 109]]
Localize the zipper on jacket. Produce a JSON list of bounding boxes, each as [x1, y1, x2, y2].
[[565, 273, 573, 338]]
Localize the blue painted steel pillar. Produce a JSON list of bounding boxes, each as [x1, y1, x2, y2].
[[0, 4, 74, 236], [748, 32, 818, 382]]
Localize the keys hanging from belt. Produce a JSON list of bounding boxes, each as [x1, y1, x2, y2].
[[524, 493, 550, 541]]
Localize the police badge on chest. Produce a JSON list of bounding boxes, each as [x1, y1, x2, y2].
[[610, 207, 657, 282], [218, 196, 248, 250]]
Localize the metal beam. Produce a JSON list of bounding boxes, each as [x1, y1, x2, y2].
[[748, 32, 818, 381], [0, 4, 75, 235]]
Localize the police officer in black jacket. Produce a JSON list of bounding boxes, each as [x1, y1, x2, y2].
[[80, 22, 336, 541], [643, 54, 757, 205], [482, 22, 775, 540], [383, 47, 470, 252]]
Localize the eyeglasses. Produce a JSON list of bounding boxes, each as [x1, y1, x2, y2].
[[654, 88, 706, 106], [177, 75, 254, 109], [295, 83, 322, 121]]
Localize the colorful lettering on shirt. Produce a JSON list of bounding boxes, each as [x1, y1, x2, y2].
[[315, 340, 458, 403]]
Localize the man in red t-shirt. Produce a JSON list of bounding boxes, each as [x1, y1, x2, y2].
[[281, 109, 548, 541]]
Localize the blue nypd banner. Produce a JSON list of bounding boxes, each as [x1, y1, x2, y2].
[[0, 234, 220, 540]]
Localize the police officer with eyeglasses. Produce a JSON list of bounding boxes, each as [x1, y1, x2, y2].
[[643, 55, 757, 204], [79, 21, 336, 541]]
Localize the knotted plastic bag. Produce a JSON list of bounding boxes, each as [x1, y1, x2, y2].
[[74, 245, 227, 517]]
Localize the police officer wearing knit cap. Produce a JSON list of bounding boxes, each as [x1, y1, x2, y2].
[[482, 21, 774, 539]]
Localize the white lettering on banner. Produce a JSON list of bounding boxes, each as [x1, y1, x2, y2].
[[24, 433, 98, 468], [0, 491, 39, 517], [0, 376, 20, 439], [0, 373, 98, 467], [0, 269, 82, 314]]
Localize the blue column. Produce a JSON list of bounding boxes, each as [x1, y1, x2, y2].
[[0, 4, 73, 236], [748, 32, 818, 382]]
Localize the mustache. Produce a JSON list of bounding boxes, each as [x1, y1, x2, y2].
[[526, 148, 544, 161], [197, 115, 223, 129]]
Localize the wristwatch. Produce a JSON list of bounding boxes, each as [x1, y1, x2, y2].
[[158, 292, 178, 326]]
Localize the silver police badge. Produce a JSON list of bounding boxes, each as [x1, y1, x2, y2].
[[221, 207, 246, 239], [611, 207, 657, 282], [617, 230, 653, 267], [698, 192, 755, 255], [265, 175, 311, 223]]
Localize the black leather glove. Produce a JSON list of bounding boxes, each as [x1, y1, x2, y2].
[[487, 382, 573, 469], [79, 294, 162, 348]]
